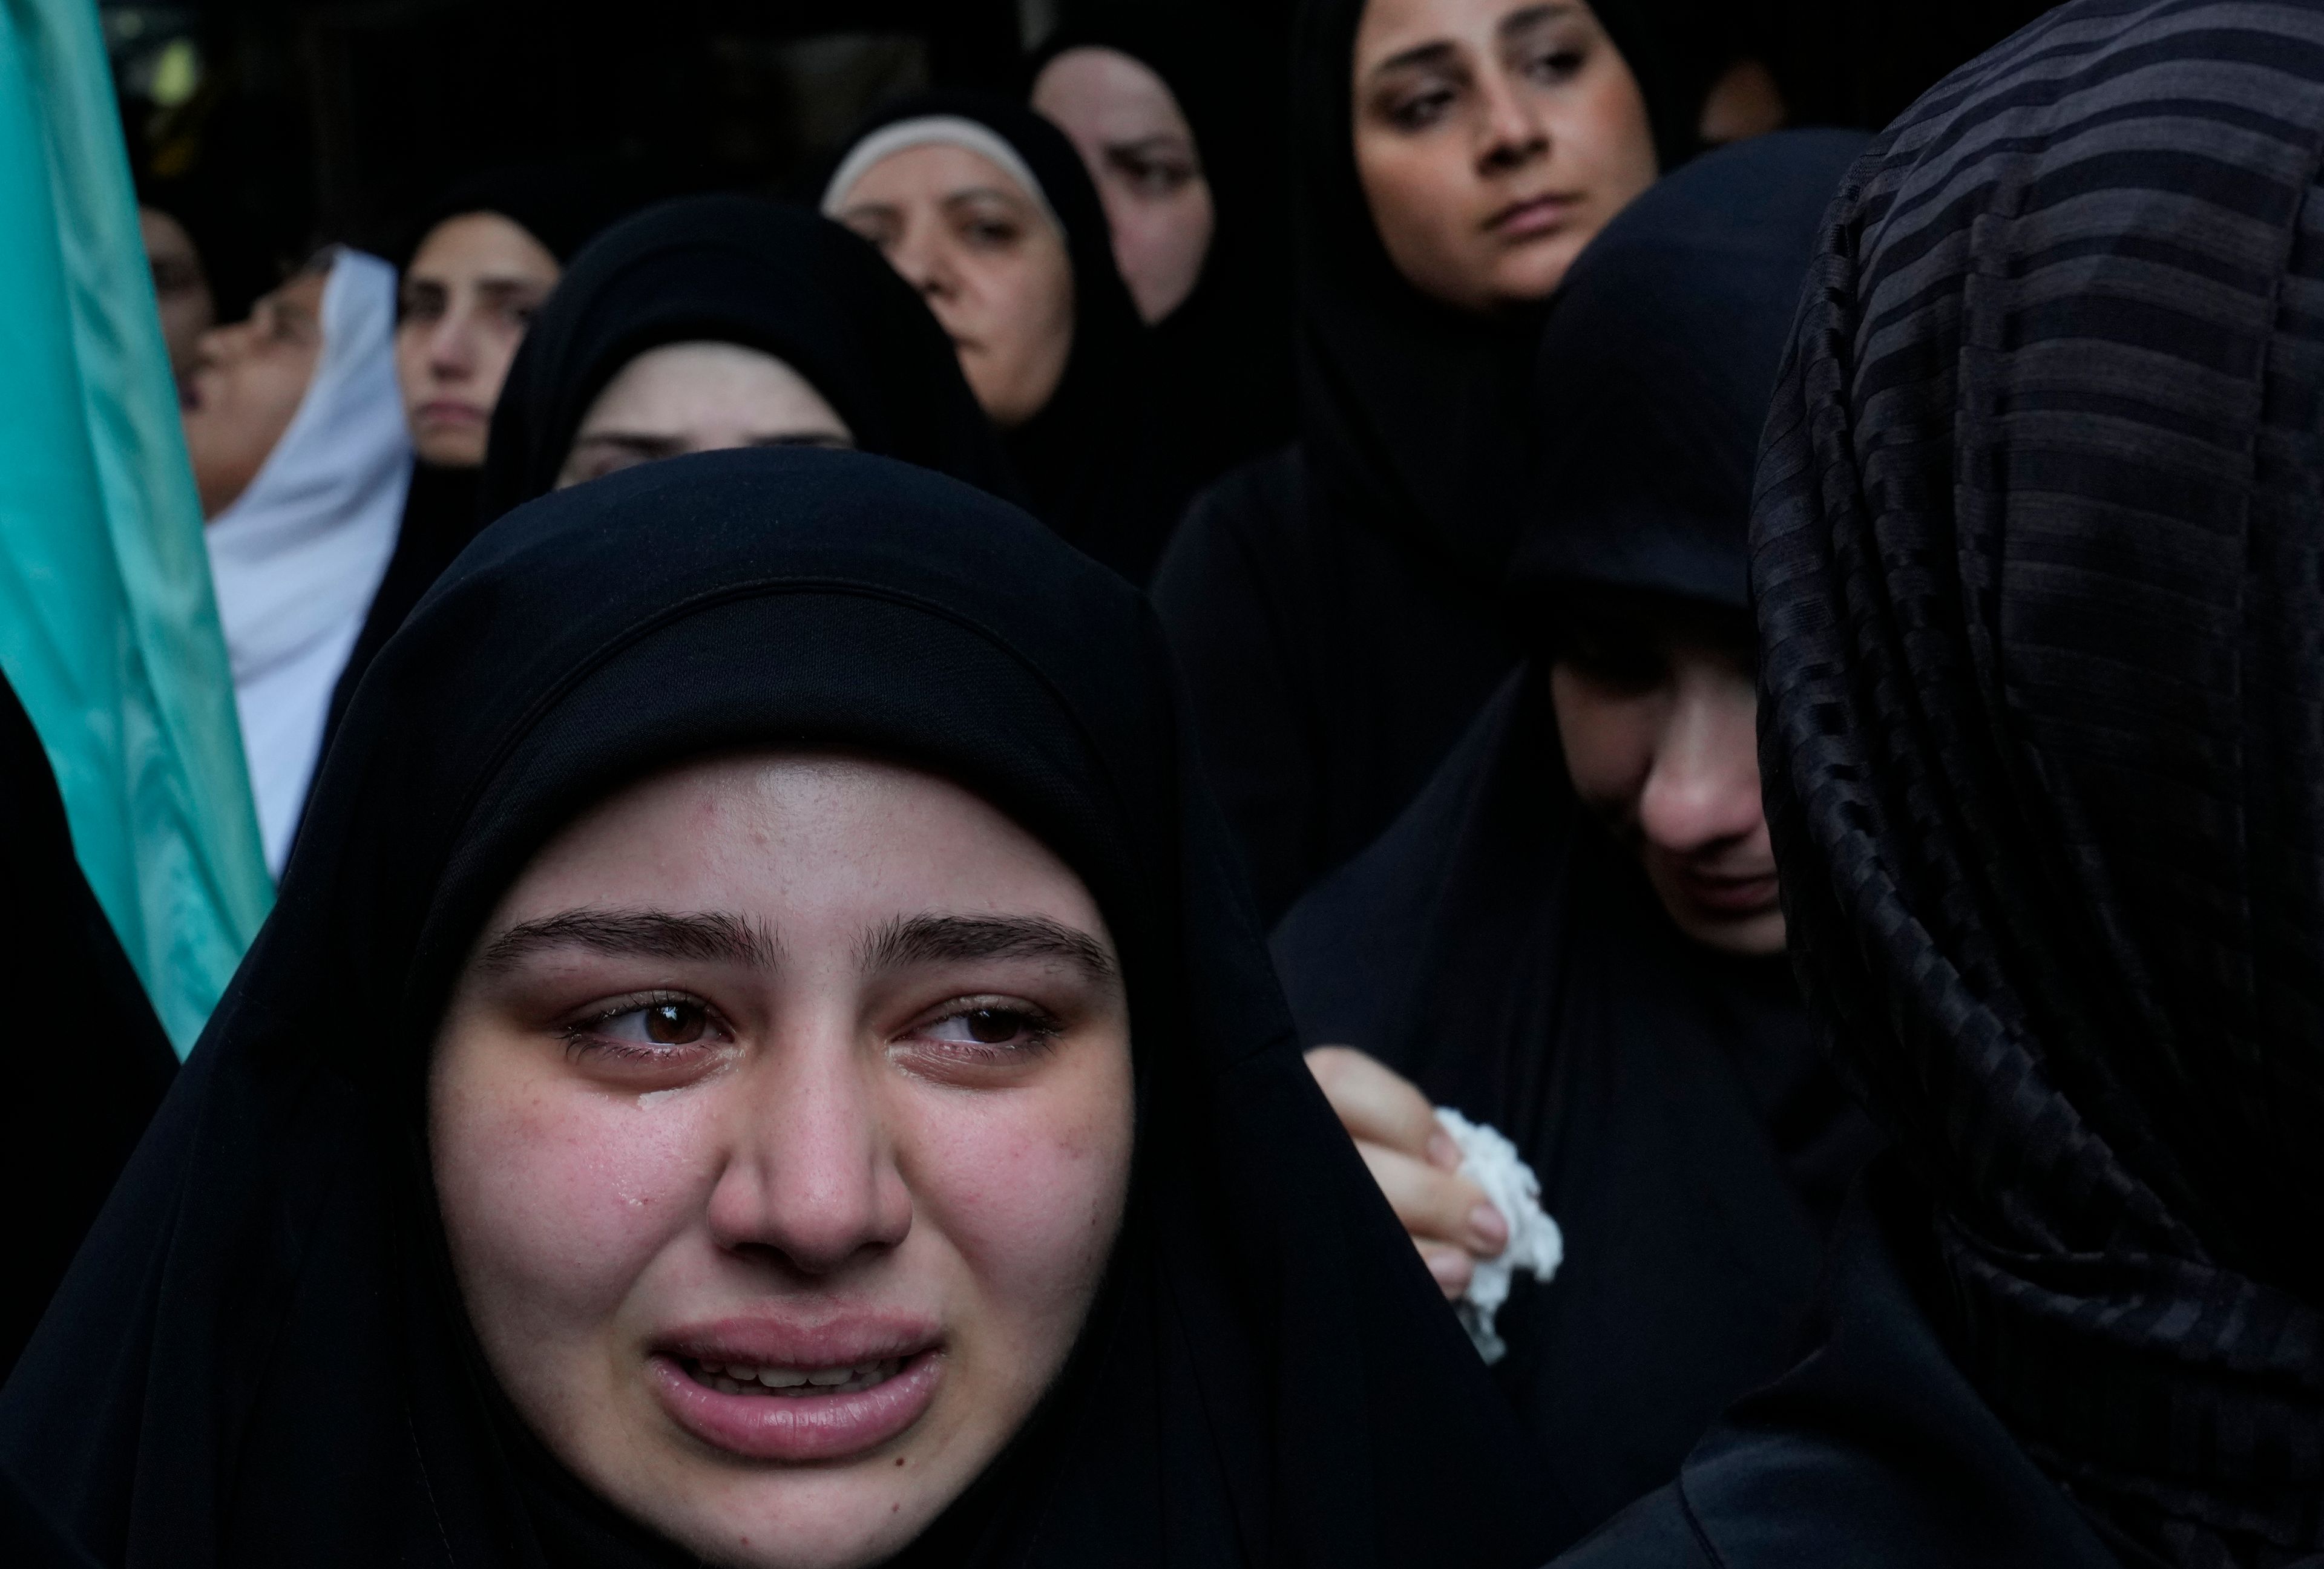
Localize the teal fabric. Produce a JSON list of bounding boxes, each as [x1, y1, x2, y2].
[[0, 0, 271, 1052]]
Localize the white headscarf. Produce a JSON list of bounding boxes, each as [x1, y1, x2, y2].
[[820, 114, 1062, 235], [203, 247, 411, 876]]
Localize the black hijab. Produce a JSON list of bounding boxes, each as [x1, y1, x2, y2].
[[1272, 131, 1880, 1553], [1027, 0, 1300, 484], [0, 448, 1552, 1568], [476, 194, 1012, 524], [1293, 0, 1693, 578], [0, 673, 176, 1381], [1146, 0, 1690, 923], [826, 93, 1191, 582], [327, 167, 640, 748], [1746, 1, 2324, 1561]]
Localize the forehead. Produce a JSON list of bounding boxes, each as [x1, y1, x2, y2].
[[1036, 47, 1189, 137], [488, 751, 1106, 940], [265, 267, 330, 319], [577, 341, 822, 431], [407, 211, 561, 283], [1356, 0, 1573, 62], [843, 143, 1039, 209]]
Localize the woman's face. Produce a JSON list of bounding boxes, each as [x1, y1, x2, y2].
[[396, 212, 562, 468], [432, 753, 1136, 1569], [180, 263, 329, 519], [557, 341, 854, 490], [1549, 592, 1784, 955], [1032, 47, 1216, 324], [834, 146, 1076, 428], [1351, 0, 1657, 312]]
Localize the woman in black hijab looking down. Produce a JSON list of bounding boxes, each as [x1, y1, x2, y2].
[[1151, 0, 1686, 925], [1557, 3, 2324, 1565], [0, 448, 1553, 1568], [1273, 131, 1879, 1554], [476, 195, 1010, 523], [824, 93, 1190, 583], [1028, 0, 1300, 484]]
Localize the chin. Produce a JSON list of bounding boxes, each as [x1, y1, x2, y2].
[[1488, 238, 1585, 307]]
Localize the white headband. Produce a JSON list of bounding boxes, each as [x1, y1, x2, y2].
[[821, 115, 1062, 235]]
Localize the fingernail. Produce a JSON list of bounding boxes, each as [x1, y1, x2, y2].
[[1468, 1203, 1509, 1254], [1426, 1131, 1462, 1170]]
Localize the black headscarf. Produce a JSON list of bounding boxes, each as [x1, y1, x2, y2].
[[1149, 0, 1689, 923], [476, 194, 1013, 525], [0, 447, 1552, 1568], [0, 672, 176, 1379], [1751, 1, 2324, 1559], [1027, 0, 1300, 483], [826, 92, 1192, 582], [1273, 131, 1880, 1553], [1293, 0, 1693, 578], [326, 166, 642, 749]]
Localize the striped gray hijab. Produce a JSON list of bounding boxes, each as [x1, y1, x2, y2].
[[1754, 1, 2324, 1561]]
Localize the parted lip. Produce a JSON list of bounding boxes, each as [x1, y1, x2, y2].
[[653, 1311, 943, 1371]]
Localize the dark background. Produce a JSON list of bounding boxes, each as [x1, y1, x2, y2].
[[111, 0, 2058, 321]]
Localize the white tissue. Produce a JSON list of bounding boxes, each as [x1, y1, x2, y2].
[[1435, 1107, 1563, 1363]]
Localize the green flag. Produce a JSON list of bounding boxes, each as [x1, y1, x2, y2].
[[0, 0, 272, 1052]]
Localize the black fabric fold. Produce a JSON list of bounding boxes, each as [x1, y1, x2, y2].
[[0, 447, 1552, 1568], [0, 672, 174, 1381], [1676, 1, 2324, 1561]]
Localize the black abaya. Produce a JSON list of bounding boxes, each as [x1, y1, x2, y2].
[[827, 93, 1193, 583], [477, 194, 1013, 523], [1151, 0, 1689, 924], [0, 448, 1552, 1568], [0, 673, 176, 1378], [1565, 3, 2324, 1564], [1273, 131, 1878, 1553], [1027, 0, 1299, 485]]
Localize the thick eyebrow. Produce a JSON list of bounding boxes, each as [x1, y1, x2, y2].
[[858, 912, 1119, 989], [476, 908, 777, 974], [474, 277, 552, 303]]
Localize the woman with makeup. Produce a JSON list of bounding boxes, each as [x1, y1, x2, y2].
[[1560, 4, 2324, 1563], [475, 194, 1011, 522], [0, 446, 1552, 1569], [1028, 0, 1299, 486], [1150, 0, 1689, 923], [324, 167, 635, 745], [1275, 133, 1880, 1554], [824, 94, 1192, 583]]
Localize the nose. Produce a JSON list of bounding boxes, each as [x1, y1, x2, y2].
[[425, 310, 478, 379], [1476, 66, 1551, 173], [1634, 672, 1764, 858], [703, 1024, 913, 1276], [888, 223, 956, 304]]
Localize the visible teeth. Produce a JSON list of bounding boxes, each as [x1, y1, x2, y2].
[[691, 1357, 903, 1395]]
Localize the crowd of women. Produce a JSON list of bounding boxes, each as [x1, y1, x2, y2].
[[4, 0, 2322, 1564]]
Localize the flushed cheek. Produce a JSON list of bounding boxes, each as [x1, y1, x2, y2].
[[438, 1084, 721, 1345]]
